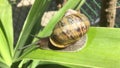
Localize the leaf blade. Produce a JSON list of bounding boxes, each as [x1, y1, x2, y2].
[[14, 0, 52, 60], [24, 27, 120, 68], [0, 0, 13, 66]]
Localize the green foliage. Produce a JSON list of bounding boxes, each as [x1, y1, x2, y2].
[[0, 0, 13, 67], [0, 0, 120, 68], [24, 27, 120, 68], [14, 0, 52, 61]]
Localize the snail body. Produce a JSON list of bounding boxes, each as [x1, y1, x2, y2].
[[49, 10, 90, 48]]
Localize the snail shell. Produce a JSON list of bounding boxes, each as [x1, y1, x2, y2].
[[49, 10, 90, 48]]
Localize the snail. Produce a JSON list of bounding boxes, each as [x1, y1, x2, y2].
[[48, 9, 90, 48], [42, 9, 90, 49]]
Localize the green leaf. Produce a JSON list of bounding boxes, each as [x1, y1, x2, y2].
[[23, 27, 120, 68], [18, 59, 31, 68], [28, 60, 40, 68], [76, 0, 86, 10], [0, 0, 13, 66], [14, 0, 52, 60], [0, 62, 10, 68]]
